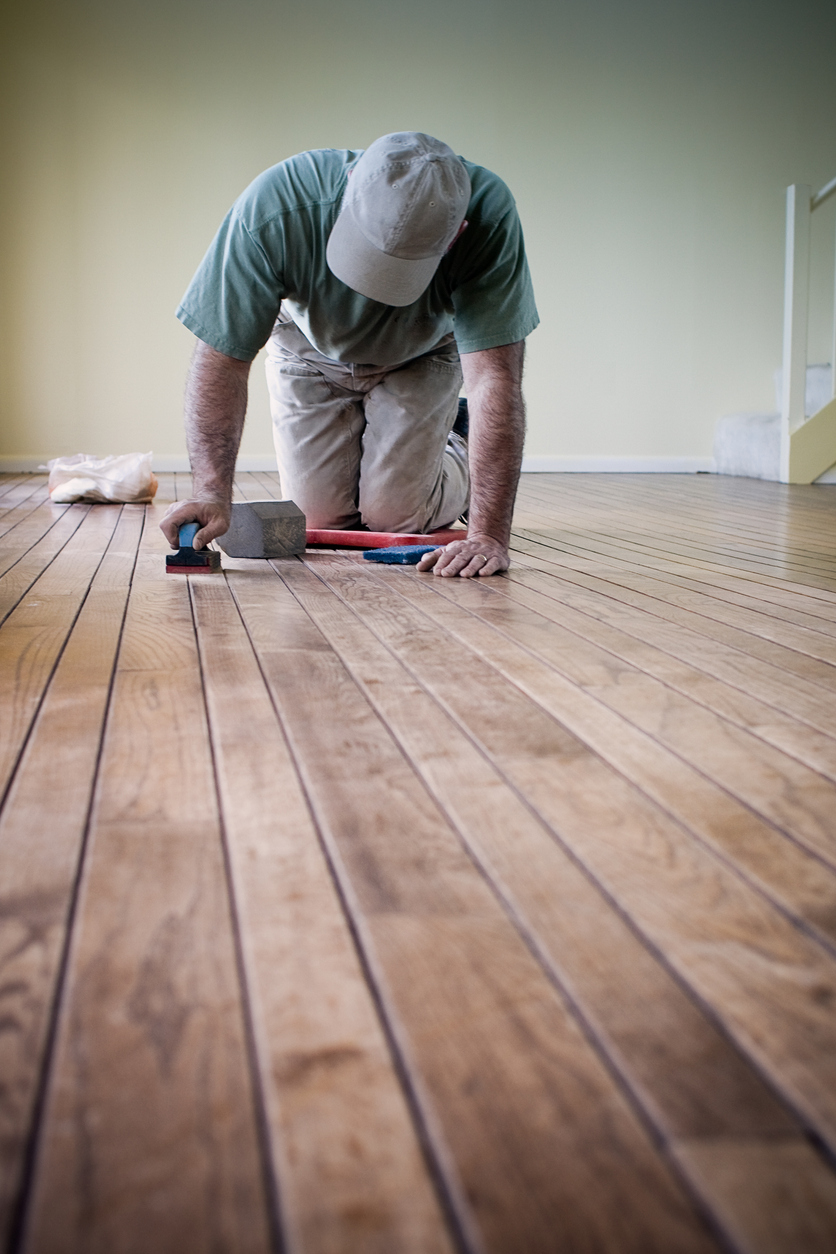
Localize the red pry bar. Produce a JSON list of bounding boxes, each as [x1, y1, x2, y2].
[[305, 527, 466, 549]]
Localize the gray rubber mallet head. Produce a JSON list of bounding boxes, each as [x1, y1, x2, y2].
[[215, 500, 306, 558]]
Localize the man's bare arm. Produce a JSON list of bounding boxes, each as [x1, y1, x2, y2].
[[160, 340, 252, 549], [418, 341, 525, 577]]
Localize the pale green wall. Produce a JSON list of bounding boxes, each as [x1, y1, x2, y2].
[[2, 0, 835, 465]]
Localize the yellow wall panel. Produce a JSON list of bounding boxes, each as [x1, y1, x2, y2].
[[1, 0, 835, 464]]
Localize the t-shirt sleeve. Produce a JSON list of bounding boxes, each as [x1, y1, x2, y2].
[[176, 208, 286, 361], [449, 205, 539, 355]]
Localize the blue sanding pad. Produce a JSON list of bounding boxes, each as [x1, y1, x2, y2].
[[363, 544, 440, 565]]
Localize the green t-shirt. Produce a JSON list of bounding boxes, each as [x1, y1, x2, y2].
[[176, 148, 539, 367]]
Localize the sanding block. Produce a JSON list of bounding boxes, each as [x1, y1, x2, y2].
[[165, 522, 221, 574], [363, 545, 439, 565]]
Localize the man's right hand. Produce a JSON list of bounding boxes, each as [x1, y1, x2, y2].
[[160, 499, 231, 551]]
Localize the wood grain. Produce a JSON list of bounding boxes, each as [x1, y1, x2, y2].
[[249, 471, 283, 499], [0, 507, 142, 1243], [0, 475, 27, 499], [382, 569, 836, 1152], [21, 510, 272, 1254], [384, 567, 836, 950], [409, 567, 836, 867], [515, 476, 836, 582], [674, 1138, 836, 1254], [500, 563, 836, 773], [153, 472, 177, 504], [511, 508, 836, 611], [514, 474, 836, 564], [0, 477, 45, 508], [283, 554, 836, 1247], [0, 506, 120, 799], [511, 540, 836, 697], [191, 569, 455, 1254], [587, 557, 836, 644], [0, 485, 51, 541], [232, 561, 720, 1254], [174, 471, 193, 500], [0, 503, 84, 597], [3, 473, 835, 1252]]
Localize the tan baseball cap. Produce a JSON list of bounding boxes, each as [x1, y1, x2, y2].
[[326, 132, 471, 307]]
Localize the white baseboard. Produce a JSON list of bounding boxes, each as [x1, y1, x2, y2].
[[6, 452, 831, 484], [520, 455, 715, 473], [0, 457, 50, 473], [0, 454, 280, 474], [150, 454, 280, 472], [150, 454, 279, 472], [0, 453, 734, 476]]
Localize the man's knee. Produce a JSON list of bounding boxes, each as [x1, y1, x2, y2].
[[355, 446, 468, 534], [360, 503, 419, 534]]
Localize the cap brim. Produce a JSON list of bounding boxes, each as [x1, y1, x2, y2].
[[326, 207, 441, 307]]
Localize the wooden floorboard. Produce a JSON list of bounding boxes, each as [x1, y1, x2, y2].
[[192, 571, 455, 1253], [513, 482, 836, 600], [511, 510, 836, 600], [2, 472, 836, 1253], [0, 507, 142, 1239], [509, 538, 836, 671], [231, 560, 717, 1253], [505, 559, 836, 751], [22, 508, 272, 1254], [516, 475, 836, 568], [0, 508, 120, 797], [0, 484, 51, 543]]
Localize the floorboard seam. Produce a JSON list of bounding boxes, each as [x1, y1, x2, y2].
[[3, 504, 137, 1254], [298, 556, 761, 1254], [229, 566, 480, 1254], [401, 567, 836, 946], [188, 576, 287, 1254]]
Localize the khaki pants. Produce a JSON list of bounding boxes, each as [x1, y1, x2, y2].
[[265, 312, 469, 531]]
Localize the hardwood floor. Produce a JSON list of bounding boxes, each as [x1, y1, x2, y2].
[[1, 470, 836, 1253]]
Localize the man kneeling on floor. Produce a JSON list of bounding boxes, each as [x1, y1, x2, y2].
[[161, 131, 539, 577]]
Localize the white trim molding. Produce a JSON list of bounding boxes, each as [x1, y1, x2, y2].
[[149, 454, 281, 472], [520, 455, 715, 473], [1, 454, 767, 477], [0, 454, 281, 474], [0, 457, 51, 473], [150, 454, 279, 472]]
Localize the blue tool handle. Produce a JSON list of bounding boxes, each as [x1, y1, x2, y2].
[[179, 522, 199, 549]]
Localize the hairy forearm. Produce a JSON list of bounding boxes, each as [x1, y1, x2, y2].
[[462, 342, 526, 546], [185, 341, 251, 501]]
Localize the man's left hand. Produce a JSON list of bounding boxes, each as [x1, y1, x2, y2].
[[416, 533, 509, 578]]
